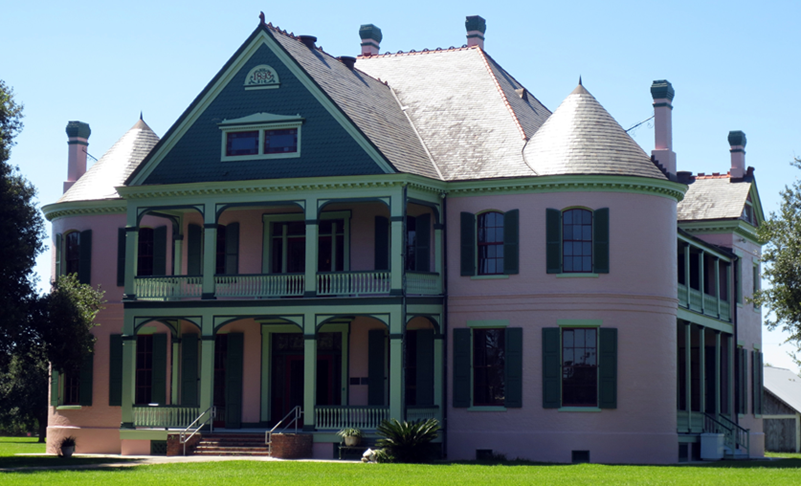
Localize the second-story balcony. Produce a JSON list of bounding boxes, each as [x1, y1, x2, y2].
[[677, 232, 735, 323]]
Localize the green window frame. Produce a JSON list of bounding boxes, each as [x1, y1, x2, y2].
[[546, 207, 609, 275], [219, 114, 304, 162], [50, 348, 94, 408], [56, 230, 93, 284], [261, 211, 351, 274], [460, 210, 519, 276]]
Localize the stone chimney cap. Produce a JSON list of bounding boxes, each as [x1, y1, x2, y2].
[[728, 130, 747, 147], [650, 80, 675, 102], [465, 15, 487, 34], [66, 121, 91, 139], [359, 24, 383, 43]]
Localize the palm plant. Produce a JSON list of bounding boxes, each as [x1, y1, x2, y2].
[[375, 418, 440, 463]]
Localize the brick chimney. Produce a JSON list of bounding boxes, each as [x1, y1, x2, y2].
[[64, 121, 91, 193], [728, 130, 747, 179], [650, 80, 676, 176], [359, 24, 382, 56], [465, 15, 486, 49]]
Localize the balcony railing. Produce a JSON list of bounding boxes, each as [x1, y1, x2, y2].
[[135, 276, 202, 300], [317, 271, 391, 296], [133, 405, 200, 428], [314, 405, 389, 430], [215, 273, 304, 298], [407, 272, 441, 295], [677, 283, 731, 322]]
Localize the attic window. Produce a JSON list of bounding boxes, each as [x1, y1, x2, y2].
[[219, 113, 303, 161]]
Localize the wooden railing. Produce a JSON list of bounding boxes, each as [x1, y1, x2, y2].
[[135, 276, 202, 300], [133, 405, 200, 428], [317, 271, 391, 296], [406, 406, 440, 423], [215, 273, 304, 298], [314, 406, 389, 430], [407, 272, 441, 295], [677, 284, 731, 322]]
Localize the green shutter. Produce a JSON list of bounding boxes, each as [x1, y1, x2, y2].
[[736, 260, 743, 304], [505, 327, 523, 408], [751, 350, 757, 414], [598, 328, 618, 409], [51, 369, 60, 406], [79, 350, 94, 406], [415, 213, 431, 272], [546, 209, 561, 274], [226, 333, 244, 428], [55, 233, 63, 278], [151, 334, 168, 405], [542, 328, 561, 408], [116, 228, 126, 287], [109, 335, 123, 406], [453, 328, 471, 408], [79, 229, 92, 284], [460, 212, 475, 276], [181, 334, 199, 407], [374, 216, 389, 270], [416, 329, 435, 406], [758, 351, 764, 414], [187, 224, 202, 275], [153, 226, 168, 276], [593, 208, 610, 274], [503, 210, 519, 275], [368, 329, 385, 406], [225, 222, 239, 274]]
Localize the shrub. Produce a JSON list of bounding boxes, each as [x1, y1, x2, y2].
[[375, 418, 440, 463]]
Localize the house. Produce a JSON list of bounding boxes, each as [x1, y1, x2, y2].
[[42, 15, 765, 463], [763, 366, 801, 452]]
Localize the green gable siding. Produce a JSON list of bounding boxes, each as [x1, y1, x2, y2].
[[143, 43, 387, 185]]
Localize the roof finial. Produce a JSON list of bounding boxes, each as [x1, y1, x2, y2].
[[579, 75, 582, 86], [139, 111, 143, 120], [259, 11, 265, 25]]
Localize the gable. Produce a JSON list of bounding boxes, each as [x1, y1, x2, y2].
[[130, 28, 395, 186]]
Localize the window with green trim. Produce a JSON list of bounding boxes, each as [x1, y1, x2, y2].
[[55, 230, 92, 284], [473, 328, 506, 405], [452, 327, 522, 408], [561, 328, 597, 406], [50, 349, 94, 408], [546, 207, 609, 274], [263, 212, 351, 275], [460, 210, 519, 276]]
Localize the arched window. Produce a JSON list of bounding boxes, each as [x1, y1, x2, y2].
[[546, 207, 609, 274], [477, 212, 504, 275]]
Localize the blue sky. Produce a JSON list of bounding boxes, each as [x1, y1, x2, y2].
[[4, 0, 800, 371]]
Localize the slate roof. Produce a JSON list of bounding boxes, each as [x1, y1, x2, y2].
[[357, 47, 551, 181], [677, 175, 751, 222], [523, 84, 667, 180], [764, 366, 801, 414], [59, 118, 159, 203]]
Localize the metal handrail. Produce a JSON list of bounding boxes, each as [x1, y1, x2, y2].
[[703, 413, 749, 455], [716, 413, 750, 454], [265, 406, 303, 454], [180, 405, 216, 456]]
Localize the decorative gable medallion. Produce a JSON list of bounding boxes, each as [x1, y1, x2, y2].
[[244, 64, 280, 90]]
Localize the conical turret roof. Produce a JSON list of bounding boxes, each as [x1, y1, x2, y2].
[[524, 84, 666, 180], [59, 118, 160, 203]]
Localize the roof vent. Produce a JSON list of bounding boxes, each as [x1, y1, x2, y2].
[[515, 88, 528, 101], [299, 35, 317, 48], [360, 24, 382, 56], [339, 56, 356, 70], [465, 15, 486, 49]]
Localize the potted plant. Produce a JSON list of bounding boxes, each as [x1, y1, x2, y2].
[[59, 436, 77, 458], [337, 427, 363, 446]]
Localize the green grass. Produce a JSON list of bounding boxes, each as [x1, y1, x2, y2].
[[2, 437, 801, 485], [0, 436, 138, 470]]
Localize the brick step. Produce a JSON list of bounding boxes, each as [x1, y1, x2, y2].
[[192, 433, 273, 456], [194, 450, 271, 456], [198, 439, 266, 446]]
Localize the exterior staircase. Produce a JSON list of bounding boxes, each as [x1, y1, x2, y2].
[[193, 433, 271, 456]]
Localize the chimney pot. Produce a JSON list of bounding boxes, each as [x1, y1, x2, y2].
[[299, 35, 317, 48], [729, 130, 747, 179], [339, 56, 356, 70], [64, 120, 90, 193], [465, 15, 486, 49], [650, 79, 676, 176], [359, 24, 382, 56]]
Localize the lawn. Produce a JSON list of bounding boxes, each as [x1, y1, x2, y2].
[[2, 437, 800, 485], [0, 436, 140, 470]]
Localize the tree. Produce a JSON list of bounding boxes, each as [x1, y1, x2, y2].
[[753, 158, 801, 353]]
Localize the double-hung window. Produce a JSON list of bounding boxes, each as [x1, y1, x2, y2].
[[460, 210, 519, 276], [55, 230, 92, 284], [219, 113, 303, 162], [546, 207, 609, 274], [453, 324, 522, 409]]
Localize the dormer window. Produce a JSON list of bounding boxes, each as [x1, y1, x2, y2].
[[219, 113, 303, 161]]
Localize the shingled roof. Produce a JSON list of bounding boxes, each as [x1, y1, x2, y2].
[[523, 84, 667, 180], [59, 118, 159, 203], [677, 175, 751, 222], [357, 47, 551, 181]]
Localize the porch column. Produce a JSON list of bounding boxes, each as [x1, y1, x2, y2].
[[123, 206, 139, 300], [120, 334, 136, 428], [171, 335, 181, 404], [199, 335, 215, 418], [698, 326, 705, 414], [685, 321, 691, 428], [684, 243, 691, 304], [173, 232, 183, 276], [304, 201, 318, 297], [389, 307, 404, 421], [434, 222, 444, 293], [390, 190, 404, 294], [728, 334, 735, 420], [202, 205, 217, 299], [699, 251, 705, 313], [303, 334, 317, 431], [715, 258, 721, 318], [715, 331, 721, 416], [434, 333, 444, 420]]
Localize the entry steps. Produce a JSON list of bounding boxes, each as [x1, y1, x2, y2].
[[194, 433, 271, 456]]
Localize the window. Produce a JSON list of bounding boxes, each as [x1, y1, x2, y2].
[[546, 208, 609, 274], [138, 228, 154, 276], [263, 212, 351, 274], [65, 232, 81, 275], [405, 329, 435, 406], [56, 230, 92, 284], [543, 326, 617, 409], [452, 326, 522, 408], [742, 194, 757, 226], [271, 221, 306, 273], [135, 333, 168, 405], [405, 214, 431, 272], [405, 216, 417, 271], [318, 219, 344, 272], [460, 210, 519, 276], [219, 113, 303, 161], [50, 350, 94, 408], [215, 223, 240, 275]]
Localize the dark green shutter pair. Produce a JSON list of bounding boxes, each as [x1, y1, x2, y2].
[[50, 349, 94, 406], [752, 350, 763, 415], [54, 230, 93, 284], [226, 333, 244, 428], [460, 210, 519, 276], [546, 208, 609, 274], [736, 348, 748, 414], [542, 327, 617, 409], [116, 226, 170, 284], [452, 327, 522, 408]]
